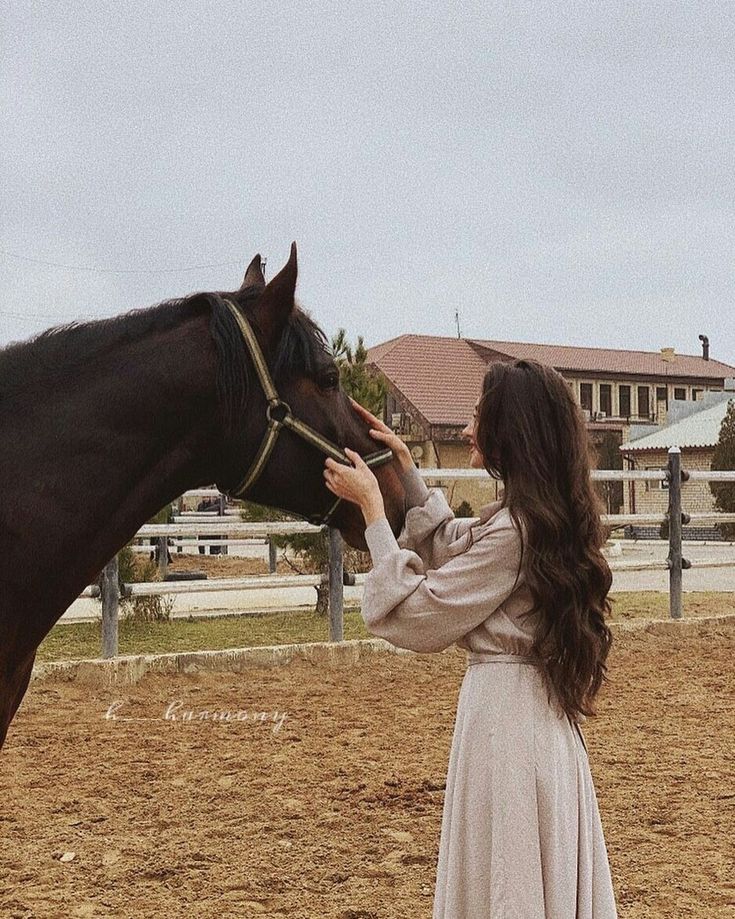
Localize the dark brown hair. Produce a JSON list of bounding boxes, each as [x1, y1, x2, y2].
[[475, 358, 613, 721]]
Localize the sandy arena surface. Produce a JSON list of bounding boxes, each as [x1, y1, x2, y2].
[[1, 625, 734, 918]]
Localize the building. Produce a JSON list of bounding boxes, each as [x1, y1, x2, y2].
[[619, 384, 735, 539], [367, 334, 735, 516]]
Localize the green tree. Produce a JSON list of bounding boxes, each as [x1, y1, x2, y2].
[[709, 399, 735, 540], [331, 328, 387, 415], [595, 432, 624, 516]]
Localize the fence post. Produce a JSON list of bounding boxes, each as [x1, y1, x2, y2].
[[157, 536, 168, 579], [268, 538, 277, 574], [328, 527, 344, 642], [219, 493, 228, 555], [101, 555, 120, 658], [666, 446, 683, 620]]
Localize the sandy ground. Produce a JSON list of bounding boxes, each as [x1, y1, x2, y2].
[[2, 626, 734, 919]]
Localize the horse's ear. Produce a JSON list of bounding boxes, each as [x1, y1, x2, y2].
[[257, 242, 297, 338], [240, 254, 265, 291]]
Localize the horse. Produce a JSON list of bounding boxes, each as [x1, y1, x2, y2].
[[0, 243, 406, 750]]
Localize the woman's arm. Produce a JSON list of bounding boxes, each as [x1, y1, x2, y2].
[[327, 400, 479, 565], [361, 509, 523, 653], [396, 464, 480, 566]]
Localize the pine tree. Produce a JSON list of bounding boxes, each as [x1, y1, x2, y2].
[[709, 399, 735, 540], [595, 432, 624, 515], [331, 329, 387, 415]]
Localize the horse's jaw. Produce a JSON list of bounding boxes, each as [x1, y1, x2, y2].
[[340, 508, 405, 553], [341, 528, 369, 552]]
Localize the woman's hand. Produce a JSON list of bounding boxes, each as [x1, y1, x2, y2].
[[349, 397, 414, 473], [324, 448, 385, 524]]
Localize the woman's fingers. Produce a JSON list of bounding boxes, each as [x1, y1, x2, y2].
[[349, 397, 392, 433], [323, 450, 377, 507], [344, 447, 367, 467]]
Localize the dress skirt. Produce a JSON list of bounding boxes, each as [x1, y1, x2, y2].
[[433, 655, 618, 918]]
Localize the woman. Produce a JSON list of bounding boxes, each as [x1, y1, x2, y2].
[[324, 359, 618, 918]]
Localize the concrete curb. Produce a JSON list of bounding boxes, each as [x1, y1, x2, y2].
[[31, 638, 415, 687], [31, 615, 734, 687], [611, 613, 735, 637]]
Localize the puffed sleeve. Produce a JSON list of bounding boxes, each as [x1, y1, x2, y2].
[[361, 508, 524, 653], [396, 464, 479, 568]]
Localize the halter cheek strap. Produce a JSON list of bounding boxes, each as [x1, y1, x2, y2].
[[219, 298, 393, 526]]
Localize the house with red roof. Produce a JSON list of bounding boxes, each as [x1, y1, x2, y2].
[[367, 334, 735, 518]]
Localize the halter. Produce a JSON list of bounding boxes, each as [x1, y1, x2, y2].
[[218, 298, 394, 527]]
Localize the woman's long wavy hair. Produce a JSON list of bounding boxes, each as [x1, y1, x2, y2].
[[475, 359, 613, 721]]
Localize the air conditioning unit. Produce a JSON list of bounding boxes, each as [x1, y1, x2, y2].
[[390, 413, 403, 431], [596, 411, 608, 420], [581, 409, 591, 421]]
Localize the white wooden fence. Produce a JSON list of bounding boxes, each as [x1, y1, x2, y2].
[[88, 451, 735, 657]]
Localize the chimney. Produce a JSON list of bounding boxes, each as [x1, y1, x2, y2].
[[698, 334, 709, 360], [660, 347, 675, 362]]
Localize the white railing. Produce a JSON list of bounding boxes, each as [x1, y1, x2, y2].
[[91, 456, 735, 657]]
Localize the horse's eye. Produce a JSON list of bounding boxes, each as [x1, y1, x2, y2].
[[319, 371, 340, 391]]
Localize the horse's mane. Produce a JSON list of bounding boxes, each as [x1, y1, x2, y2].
[[0, 298, 205, 392], [0, 289, 333, 440], [208, 288, 333, 439]]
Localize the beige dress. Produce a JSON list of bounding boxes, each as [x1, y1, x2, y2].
[[362, 468, 618, 919]]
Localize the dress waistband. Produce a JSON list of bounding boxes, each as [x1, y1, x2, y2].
[[466, 652, 538, 666]]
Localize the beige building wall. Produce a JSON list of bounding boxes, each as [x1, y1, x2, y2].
[[415, 440, 502, 515], [566, 376, 717, 423], [623, 448, 718, 523]]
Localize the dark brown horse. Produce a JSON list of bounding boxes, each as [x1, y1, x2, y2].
[[0, 244, 405, 749]]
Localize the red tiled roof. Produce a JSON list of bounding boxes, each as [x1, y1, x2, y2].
[[367, 335, 488, 426], [367, 334, 735, 427], [469, 338, 735, 378]]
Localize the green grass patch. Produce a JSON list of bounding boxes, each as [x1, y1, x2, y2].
[[608, 590, 734, 621], [37, 592, 735, 663], [37, 608, 371, 663]]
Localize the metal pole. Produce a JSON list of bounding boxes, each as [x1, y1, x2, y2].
[[328, 527, 344, 642], [666, 446, 683, 620], [101, 555, 120, 658]]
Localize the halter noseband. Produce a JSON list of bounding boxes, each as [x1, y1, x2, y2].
[[218, 298, 394, 527]]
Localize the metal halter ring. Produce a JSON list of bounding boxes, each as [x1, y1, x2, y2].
[[266, 400, 291, 427]]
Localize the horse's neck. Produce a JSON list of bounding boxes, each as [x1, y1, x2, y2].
[[0, 307, 220, 622]]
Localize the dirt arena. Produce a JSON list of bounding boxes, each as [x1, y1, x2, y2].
[[2, 624, 733, 918]]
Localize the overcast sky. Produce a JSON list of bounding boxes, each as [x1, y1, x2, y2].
[[2, 1, 734, 365]]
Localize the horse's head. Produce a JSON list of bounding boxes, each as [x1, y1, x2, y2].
[[212, 243, 405, 550]]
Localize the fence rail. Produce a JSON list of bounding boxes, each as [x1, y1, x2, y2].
[[86, 454, 735, 657]]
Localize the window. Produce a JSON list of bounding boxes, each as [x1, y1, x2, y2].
[[644, 465, 667, 491], [619, 385, 631, 417], [656, 386, 668, 406], [580, 383, 593, 412], [599, 384, 612, 415], [692, 388, 703, 400], [674, 387, 687, 400], [637, 386, 650, 418]]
